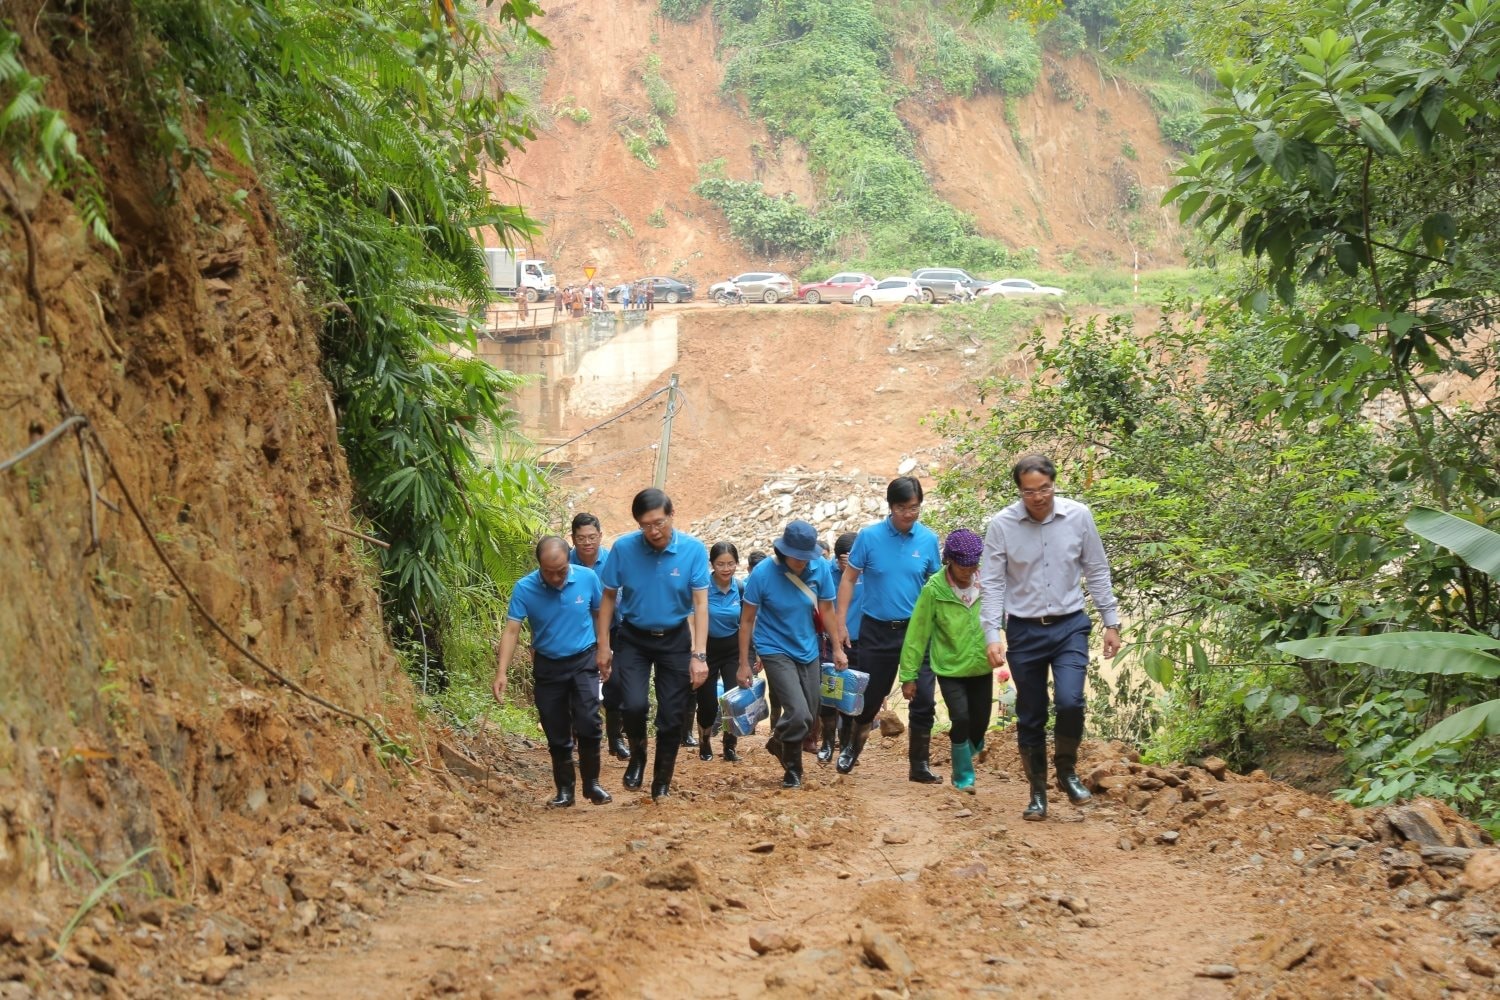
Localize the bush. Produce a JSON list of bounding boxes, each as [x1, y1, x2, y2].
[[693, 174, 833, 256], [1040, 13, 1087, 57], [647, 207, 667, 228], [642, 54, 677, 118], [660, 0, 711, 21], [625, 133, 659, 168], [1160, 112, 1203, 149]]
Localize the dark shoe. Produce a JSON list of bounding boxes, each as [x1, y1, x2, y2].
[[698, 724, 714, 761], [764, 735, 783, 760], [1054, 727, 1093, 804], [547, 753, 576, 808], [651, 735, 679, 800], [722, 730, 741, 762], [781, 742, 804, 789], [622, 739, 646, 790], [836, 714, 853, 753], [605, 709, 629, 761], [578, 740, 613, 805], [836, 724, 867, 775], [816, 715, 837, 764], [908, 730, 944, 785], [682, 729, 699, 748], [1021, 744, 1048, 821]]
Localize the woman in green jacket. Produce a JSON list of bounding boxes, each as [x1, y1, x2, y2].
[[899, 529, 990, 793]]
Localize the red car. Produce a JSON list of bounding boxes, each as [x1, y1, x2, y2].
[[798, 271, 876, 305]]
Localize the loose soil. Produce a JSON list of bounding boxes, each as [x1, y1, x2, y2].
[[241, 734, 1500, 999]]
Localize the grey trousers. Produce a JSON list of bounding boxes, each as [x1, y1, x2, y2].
[[761, 653, 821, 745]]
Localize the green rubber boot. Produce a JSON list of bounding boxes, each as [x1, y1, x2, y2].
[[951, 740, 976, 794]]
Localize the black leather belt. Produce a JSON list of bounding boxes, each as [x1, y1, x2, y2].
[[623, 621, 684, 638], [865, 617, 910, 630], [1008, 610, 1082, 626]]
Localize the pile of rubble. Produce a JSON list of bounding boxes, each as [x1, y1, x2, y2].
[[691, 460, 949, 555]]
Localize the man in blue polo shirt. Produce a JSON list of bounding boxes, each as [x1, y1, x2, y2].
[[493, 536, 612, 808], [570, 512, 630, 760], [834, 476, 943, 782], [596, 488, 711, 800]]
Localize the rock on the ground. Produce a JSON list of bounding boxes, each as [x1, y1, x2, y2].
[[1466, 953, 1498, 978], [1201, 757, 1228, 780], [748, 926, 802, 955], [881, 829, 911, 845], [878, 712, 906, 737], [642, 859, 705, 891], [1462, 850, 1500, 893], [1196, 965, 1238, 979], [860, 924, 916, 979]]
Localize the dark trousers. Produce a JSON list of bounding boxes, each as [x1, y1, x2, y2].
[[614, 623, 693, 742], [534, 647, 603, 751], [761, 653, 821, 744], [696, 633, 742, 729], [854, 616, 936, 730], [936, 673, 993, 746], [1006, 610, 1091, 749], [601, 625, 624, 710]]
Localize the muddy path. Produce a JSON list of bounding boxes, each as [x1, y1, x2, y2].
[[236, 731, 1500, 1000]]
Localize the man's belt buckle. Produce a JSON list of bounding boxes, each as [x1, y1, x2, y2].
[[1036, 615, 1054, 626]]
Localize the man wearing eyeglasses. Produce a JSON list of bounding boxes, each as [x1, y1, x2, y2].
[[595, 488, 711, 800], [834, 476, 944, 783], [980, 454, 1121, 822], [570, 512, 629, 760]]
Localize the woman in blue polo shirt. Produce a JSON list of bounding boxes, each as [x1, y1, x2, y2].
[[695, 541, 749, 762], [834, 476, 943, 782], [493, 536, 612, 808], [736, 520, 838, 789]]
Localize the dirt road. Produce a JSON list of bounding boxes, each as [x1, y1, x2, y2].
[[241, 733, 1500, 999]]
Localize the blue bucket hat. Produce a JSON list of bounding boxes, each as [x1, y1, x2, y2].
[[773, 520, 821, 562]]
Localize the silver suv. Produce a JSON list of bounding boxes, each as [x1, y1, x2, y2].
[[708, 272, 797, 304], [911, 268, 992, 303]]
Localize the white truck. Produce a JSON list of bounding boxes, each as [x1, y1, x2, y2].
[[484, 247, 556, 302]]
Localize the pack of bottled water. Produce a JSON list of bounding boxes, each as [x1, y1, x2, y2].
[[720, 677, 768, 736], [819, 663, 871, 715]]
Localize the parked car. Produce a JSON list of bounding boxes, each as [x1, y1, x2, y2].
[[608, 276, 695, 304], [853, 277, 924, 307], [978, 277, 1066, 299], [799, 272, 876, 305], [708, 272, 798, 304], [911, 267, 992, 303]]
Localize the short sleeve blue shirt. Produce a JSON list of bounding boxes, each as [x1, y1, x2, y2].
[[599, 530, 710, 630], [569, 545, 609, 574], [707, 579, 743, 639], [847, 518, 942, 621], [743, 556, 836, 664], [846, 573, 866, 641], [506, 565, 602, 660]]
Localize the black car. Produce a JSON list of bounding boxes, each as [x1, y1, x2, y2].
[[911, 267, 992, 303], [607, 275, 695, 304]]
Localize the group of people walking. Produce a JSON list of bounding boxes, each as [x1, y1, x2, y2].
[[493, 455, 1121, 821], [553, 281, 655, 317]]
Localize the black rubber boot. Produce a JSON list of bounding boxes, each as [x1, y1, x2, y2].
[[722, 729, 741, 762], [682, 727, 699, 749], [547, 748, 576, 808], [622, 737, 647, 790], [578, 739, 613, 805], [836, 714, 853, 753], [835, 722, 867, 775], [605, 708, 629, 761], [908, 730, 944, 784], [1054, 726, 1092, 804], [698, 723, 714, 761], [651, 733, 679, 800], [781, 740, 804, 789], [816, 714, 837, 764], [1021, 744, 1048, 821]]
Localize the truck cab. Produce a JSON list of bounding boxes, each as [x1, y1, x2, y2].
[[484, 248, 556, 302]]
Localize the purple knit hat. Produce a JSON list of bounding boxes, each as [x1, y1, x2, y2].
[[943, 529, 983, 567]]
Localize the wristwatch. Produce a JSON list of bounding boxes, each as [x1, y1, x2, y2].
[[690, 651, 708, 662]]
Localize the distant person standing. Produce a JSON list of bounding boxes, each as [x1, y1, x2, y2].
[[596, 489, 711, 800], [834, 476, 943, 782], [980, 454, 1121, 821], [492, 537, 611, 808], [737, 521, 838, 789], [899, 529, 990, 794], [570, 513, 627, 761], [697, 542, 748, 761], [818, 531, 863, 761], [645, 282, 655, 311]]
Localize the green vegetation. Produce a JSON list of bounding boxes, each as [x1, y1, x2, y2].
[[133, 0, 555, 719], [641, 54, 678, 118], [647, 207, 668, 228], [0, 28, 115, 250], [660, 0, 712, 21], [693, 161, 833, 256]]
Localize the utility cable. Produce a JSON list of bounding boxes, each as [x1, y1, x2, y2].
[[539, 384, 671, 457]]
